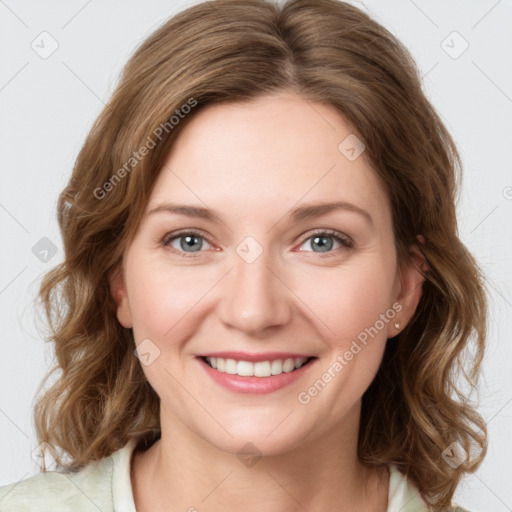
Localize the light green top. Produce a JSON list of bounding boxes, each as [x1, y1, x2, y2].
[[0, 438, 457, 511]]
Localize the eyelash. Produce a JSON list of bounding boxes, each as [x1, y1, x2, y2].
[[161, 228, 353, 258]]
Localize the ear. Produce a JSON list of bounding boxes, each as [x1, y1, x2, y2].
[[109, 266, 133, 329], [393, 235, 429, 331]]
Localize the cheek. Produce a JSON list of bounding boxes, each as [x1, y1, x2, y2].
[[293, 263, 395, 413], [126, 257, 214, 342], [293, 257, 396, 349]]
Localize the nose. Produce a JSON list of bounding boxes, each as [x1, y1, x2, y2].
[[217, 242, 292, 336]]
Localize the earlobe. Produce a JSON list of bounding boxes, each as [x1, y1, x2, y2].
[[393, 241, 428, 332], [109, 267, 133, 329]]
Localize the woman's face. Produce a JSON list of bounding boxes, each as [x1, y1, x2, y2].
[[113, 92, 424, 456]]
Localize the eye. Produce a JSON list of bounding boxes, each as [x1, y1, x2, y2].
[[161, 229, 214, 257], [297, 229, 353, 254], [161, 228, 353, 258]]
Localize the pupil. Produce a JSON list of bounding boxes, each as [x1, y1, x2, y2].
[[313, 235, 332, 253], [181, 235, 202, 252]]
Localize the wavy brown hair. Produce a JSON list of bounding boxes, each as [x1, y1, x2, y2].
[[33, 0, 487, 509]]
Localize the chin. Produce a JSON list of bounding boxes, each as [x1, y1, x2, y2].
[[201, 424, 308, 459]]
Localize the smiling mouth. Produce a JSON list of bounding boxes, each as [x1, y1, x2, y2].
[[200, 356, 316, 377]]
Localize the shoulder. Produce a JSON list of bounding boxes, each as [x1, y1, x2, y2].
[[0, 453, 114, 512], [386, 465, 473, 512], [387, 464, 430, 511]]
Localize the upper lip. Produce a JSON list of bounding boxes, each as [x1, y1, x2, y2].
[[199, 351, 315, 362]]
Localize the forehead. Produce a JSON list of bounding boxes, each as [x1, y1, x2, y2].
[[147, 92, 391, 231]]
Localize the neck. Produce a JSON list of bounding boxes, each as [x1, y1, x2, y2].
[[131, 402, 389, 512]]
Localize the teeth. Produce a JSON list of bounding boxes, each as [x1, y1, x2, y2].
[[204, 356, 309, 377], [254, 361, 271, 377], [270, 359, 282, 375], [282, 358, 295, 372], [225, 358, 237, 374]]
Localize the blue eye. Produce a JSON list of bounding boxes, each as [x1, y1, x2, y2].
[[161, 228, 353, 258], [162, 230, 213, 257], [298, 229, 353, 253]]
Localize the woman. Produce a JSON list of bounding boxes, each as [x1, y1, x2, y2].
[[0, 0, 486, 510]]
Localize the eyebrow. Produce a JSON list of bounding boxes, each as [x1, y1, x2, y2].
[[146, 200, 373, 226]]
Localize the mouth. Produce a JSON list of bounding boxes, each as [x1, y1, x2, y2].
[[199, 355, 316, 377]]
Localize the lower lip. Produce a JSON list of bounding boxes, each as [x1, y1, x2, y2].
[[198, 357, 316, 394]]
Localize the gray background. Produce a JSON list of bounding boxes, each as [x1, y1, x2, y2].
[[1, 1, 511, 510]]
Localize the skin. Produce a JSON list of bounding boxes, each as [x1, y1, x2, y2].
[[111, 91, 427, 512]]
